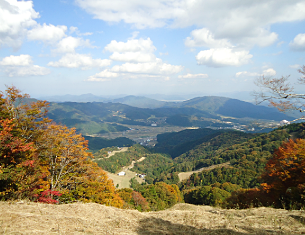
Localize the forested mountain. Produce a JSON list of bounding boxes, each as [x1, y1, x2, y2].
[[46, 95, 294, 135], [169, 96, 293, 121]]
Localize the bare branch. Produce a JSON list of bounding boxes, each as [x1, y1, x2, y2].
[[254, 67, 305, 119]]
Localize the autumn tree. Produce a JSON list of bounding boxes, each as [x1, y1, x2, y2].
[[0, 87, 49, 199], [132, 191, 150, 211], [254, 65, 305, 121], [261, 138, 305, 208]]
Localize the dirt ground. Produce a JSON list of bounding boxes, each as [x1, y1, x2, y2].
[[1, 202, 305, 234], [178, 162, 231, 182]]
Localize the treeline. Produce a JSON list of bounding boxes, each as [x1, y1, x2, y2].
[[84, 136, 135, 152]]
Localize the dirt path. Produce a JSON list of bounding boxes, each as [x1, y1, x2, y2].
[[178, 162, 230, 182], [106, 147, 129, 158], [122, 157, 146, 171]]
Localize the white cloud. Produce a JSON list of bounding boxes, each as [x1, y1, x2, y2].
[[105, 38, 155, 53], [48, 53, 111, 69], [178, 73, 208, 79], [159, 52, 168, 56], [27, 23, 67, 43], [236, 68, 276, 77], [111, 58, 183, 75], [110, 51, 156, 63], [130, 31, 139, 39], [289, 33, 305, 51], [75, 0, 305, 47], [69, 26, 92, 36], [290, 64, 301, 69], [4, 65, 50, 77], [53, 36, 93, 53], [236, 71, 260, 77], [0, 54, 32, 66], [185, 28, 231, 48], [0, 0, 39, 48], [87, 69, 119, 81], [86, 37, 183, 81], [105, 38, 157, 63], [0, 54, 50, 77], [262, 68, 276, 76], [196, 48, 252, 67], [75, 0, 183, 29]]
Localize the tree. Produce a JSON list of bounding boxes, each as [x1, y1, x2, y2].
[[261, 138, 305, 208], [38, 123, 91, 191], [132, 191, 150, 211], [254, 65, 305, 121]]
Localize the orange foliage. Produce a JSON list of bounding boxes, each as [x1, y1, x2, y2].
[[261, 139, 305, 196]]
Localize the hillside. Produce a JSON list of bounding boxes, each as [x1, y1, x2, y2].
[[110, 95, 171, 108], [172, 96, 293, 121], [1, 202, 304, 234]]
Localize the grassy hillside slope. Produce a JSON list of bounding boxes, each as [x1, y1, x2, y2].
[[1, 202, 304, 234]]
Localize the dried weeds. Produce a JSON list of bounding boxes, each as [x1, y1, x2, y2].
[[0, 202, 304, 234]]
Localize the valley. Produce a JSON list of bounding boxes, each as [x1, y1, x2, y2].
[[93, 122, 197, 146]]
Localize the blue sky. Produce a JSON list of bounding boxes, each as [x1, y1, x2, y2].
[[1, 0, 305, 100]]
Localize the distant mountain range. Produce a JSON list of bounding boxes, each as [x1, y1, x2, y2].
[[43, 95, 294, 135]]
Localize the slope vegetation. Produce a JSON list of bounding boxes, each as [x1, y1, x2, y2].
[[1, 202, 304, 234]]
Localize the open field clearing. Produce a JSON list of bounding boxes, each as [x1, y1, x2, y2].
[[106, 156, 146, 189], [1, 202, 304, 234], [107, 169, 145, 189], [178, 162, 231, 182]]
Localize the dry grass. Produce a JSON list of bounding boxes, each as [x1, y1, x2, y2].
[[1, 202, 304, 234]]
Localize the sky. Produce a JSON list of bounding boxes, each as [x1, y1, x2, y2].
[[1, 0, 305, 100]]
